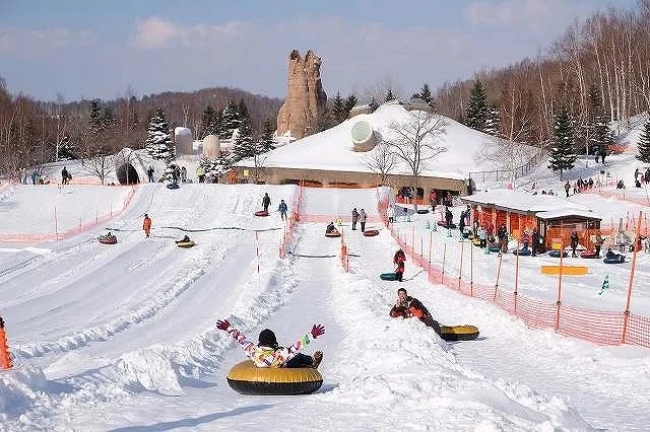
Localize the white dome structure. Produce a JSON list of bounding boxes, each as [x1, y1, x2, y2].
[[174, 127, 193, 155], [202, 134, 221, 157], [350, 119, 376, 152]]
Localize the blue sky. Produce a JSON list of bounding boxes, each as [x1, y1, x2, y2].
[[0, 0, 634, 102]]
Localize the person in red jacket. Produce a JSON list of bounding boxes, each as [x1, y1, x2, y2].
[[393, 249, 406, 282], [142, 214, 152, 238], [389, 288, 441, 336]]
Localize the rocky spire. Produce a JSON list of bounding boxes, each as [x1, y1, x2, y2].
[[276, 49, 328, 140]]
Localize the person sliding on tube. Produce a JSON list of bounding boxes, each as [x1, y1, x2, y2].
[[326, 221, 336, 234], [389, 288, 441, 336], [216, 320, 325, 368]]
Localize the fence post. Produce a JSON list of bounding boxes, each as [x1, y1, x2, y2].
[[0, 317, 13, 370]]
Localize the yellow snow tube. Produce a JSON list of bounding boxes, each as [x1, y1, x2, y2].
[[226, 360, 323, 395]]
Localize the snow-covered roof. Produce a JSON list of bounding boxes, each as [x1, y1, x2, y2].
[[462, 189, 599, 219], [235, 102, 521, 180]]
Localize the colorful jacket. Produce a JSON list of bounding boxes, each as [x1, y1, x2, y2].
[[224, 325, 314, 368], [389, 296, 431, 319]]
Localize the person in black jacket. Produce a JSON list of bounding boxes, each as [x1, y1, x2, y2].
[[389, 288, 441, 336], [262, 193, 271, 212]]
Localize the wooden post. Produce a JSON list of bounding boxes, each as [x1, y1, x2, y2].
[[458, 239, 464, 291], [622, 211, 643, 344], [493, 249, 503, 303], [556, 240, 564, 331], [442, 243, 447, 284]]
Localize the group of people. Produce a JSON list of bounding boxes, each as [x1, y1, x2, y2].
[[351, 208, 368, 231], [61, 166, 72, 185], [261, 193, 288, 220], [213, 284, 442, 371]]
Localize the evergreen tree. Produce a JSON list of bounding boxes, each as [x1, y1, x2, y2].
[[465, 80, 488, 131], [418, 83, 433, 107], [237, 98, 250, 121], [385, 88, 396, 102], [369, 98, 379, 112], [636, 114, 650, 163], [548, 105, 577, 179], [331, 92, 347, 124], [200, 105, 220, 138], [219, 100, 242, 139], [259, 118, 275, 153], [586, 86, 612, 157], [484, 105, 500, 136], [230, 119, 255, 162], [200, 153, 231, 182], [145, 108, 175, 162], [89, 100, 105, 138], [344, 95, 358, 117]]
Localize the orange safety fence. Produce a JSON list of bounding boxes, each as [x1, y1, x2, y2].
[[0, 185, 137, 243], [388, 222, 650, 349], [299, 214, 385, 224], [279, 186, 304, 259], [0, 317, 13, 370]]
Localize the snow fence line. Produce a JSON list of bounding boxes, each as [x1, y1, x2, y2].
[[0, 185, 137, 243], [278, 186, 303, 259], [378, 196, 650, 349]]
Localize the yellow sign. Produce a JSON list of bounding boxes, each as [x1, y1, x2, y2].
[[243, 170, 249, 177], [551, 238, 563, 250], [336, 218, 342, 226]]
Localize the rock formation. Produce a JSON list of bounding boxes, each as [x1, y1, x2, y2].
[[276, 50, 327, 140]]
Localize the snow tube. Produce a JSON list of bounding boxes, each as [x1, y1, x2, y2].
[[603, 255, 625, 264], [416, 209, 430, 214], [580, 250, 598, 259], [487, 244, 501, 253], [548, 250, 568, 258], [472, 238, 481, 247], [325, 230, 341, 238], [98, 235, 117, 244], [254, 210, 269, 217], [437, 220, 456, 229], [166, 183, 179, 190], [226, 360, 323, 395], [512, 248, 531, 256], [363, 229, 379, 237], [176, 240, 195, 248], [380, 273, 397, 281], [440, 325, 480, 342]]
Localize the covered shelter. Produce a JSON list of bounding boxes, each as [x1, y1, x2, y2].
[[461, 190, 602, 251]]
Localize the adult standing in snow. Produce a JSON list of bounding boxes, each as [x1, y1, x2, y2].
[[143, 214, 152, 238], [181, 166, 187, 183], [196, 166, 205, 183], [216, 319, 325, 368], [61, 166, 69, 185], [351, 208, 359, 230], [278, 199, 288, 221], [359, 209, 367, 232], [564, 181, 571, 198], [458, 211, 466, 239], [593, 230, 603, 258], [389, 288, 442, 336], [570, 227, 579, 257], [386, 205, 395, 224], [147, 166, 155, 183], [262, 193, 271, 212], [531, 228, 540, 257]]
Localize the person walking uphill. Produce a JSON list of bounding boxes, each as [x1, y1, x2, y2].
[[351, 208, 359, 230], [389, 288, 442, 336], [216, 319, 325, 368], [143, 214, 152, 238], [393, 248, 406, 282], [359, 209, 368, 232], [262, 193, 271, 212], [278, 199, 288, 221]]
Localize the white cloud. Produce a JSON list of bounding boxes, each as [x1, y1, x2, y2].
[[463, 0, 593, 32], [132, 17, 180, 49], [0, 26, 95, 55]]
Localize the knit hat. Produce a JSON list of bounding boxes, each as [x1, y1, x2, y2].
[[258, 329, 278, 348]]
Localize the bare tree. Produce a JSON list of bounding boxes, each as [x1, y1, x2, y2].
[[477, 84, 538, 188], [382, 111, 447, 208], [363, 141, 397, 185]]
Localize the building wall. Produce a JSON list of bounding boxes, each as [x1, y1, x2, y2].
[[227, 166, 468, 195]]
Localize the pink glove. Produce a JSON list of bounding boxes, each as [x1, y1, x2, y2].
[[216, 319, 230, 331], [311, 324, 325, 339]]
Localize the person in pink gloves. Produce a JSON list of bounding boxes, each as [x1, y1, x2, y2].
[[216, 319, 325, 368]]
